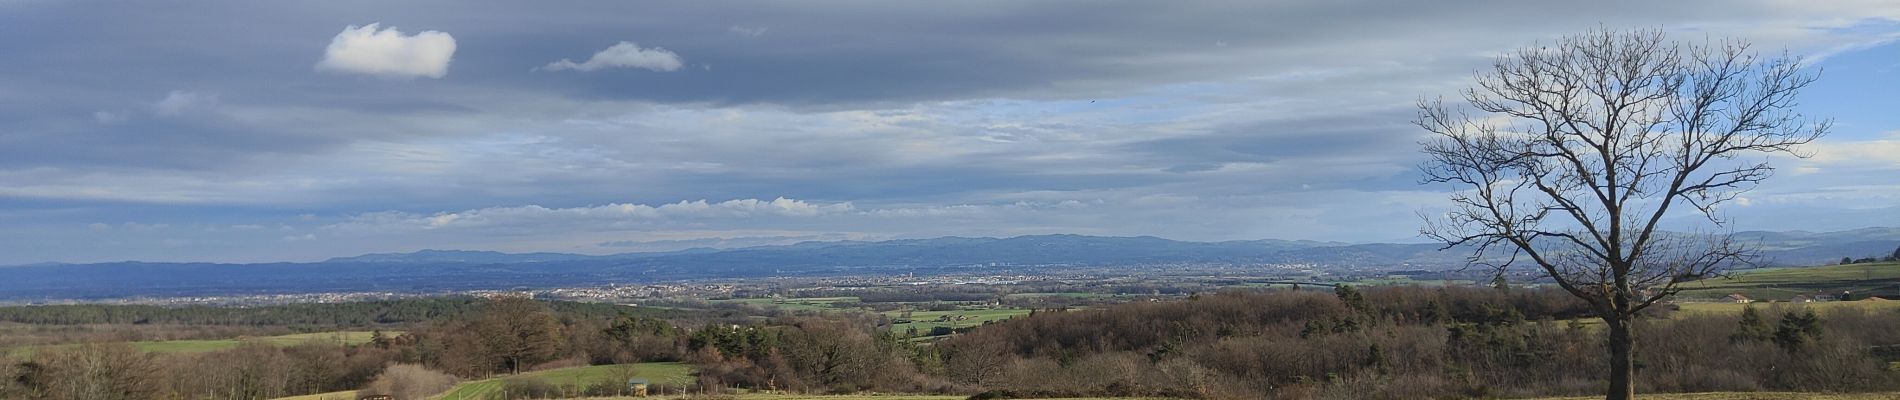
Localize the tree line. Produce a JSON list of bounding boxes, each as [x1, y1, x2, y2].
[[1839, 244, 1900, 265], [7, 287, 1900, 399]]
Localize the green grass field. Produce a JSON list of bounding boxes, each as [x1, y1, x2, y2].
[[1001, 292, 1114, 299], [435, 362, 693, 400], [710, 296, 1036, 337], [715, 297, 864, 312], [1680, 262, 1900, 301], [884, 308, 1030, 333], [1675, 299, 1900, 315], [8, 330, 395, 357], [1342, 276, 1471, 286]]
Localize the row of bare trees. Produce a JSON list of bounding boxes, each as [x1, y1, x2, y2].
[[929, 287, 1900, 399]]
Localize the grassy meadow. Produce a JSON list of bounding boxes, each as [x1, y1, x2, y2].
[[435, 362, 693, 400], [7, 330, 394, 357], [714, 297, 864, 312], [1679, 262, 1900, 301], [885, 308, 1030, 333], [710, 295, 1035, 338]]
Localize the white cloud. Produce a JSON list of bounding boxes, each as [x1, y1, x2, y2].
[[1806, 136, 1900, 165], [153, 90, 217, 116], [315, 23, 456, 79], [539, 41, 683, 72], [728, 25, 768, 37], [335, 197, 854, 230]]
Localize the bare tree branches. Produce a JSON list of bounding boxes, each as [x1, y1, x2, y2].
[[1415, 27, 1826, 400]]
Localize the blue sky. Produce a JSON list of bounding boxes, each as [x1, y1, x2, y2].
[[1, 1, 1896, 264]]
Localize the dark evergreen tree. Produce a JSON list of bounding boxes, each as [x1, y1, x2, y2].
[[1730, 305, 1771, 343], [1773, 309, 1823, 351], [1333, 285, 1368, 313]]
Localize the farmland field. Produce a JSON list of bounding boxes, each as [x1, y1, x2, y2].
[[435, 362, 693, 400], [714, 297, 863, 312], [1001, 292, 1114, 299], [884, 308, 1029, 333], [7, 330, 395, 357], [1679, 262, 1900, 301], [1675, 299, 1900, 315], [708, 295, 1033, 337]]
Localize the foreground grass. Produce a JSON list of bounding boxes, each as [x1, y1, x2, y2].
[[435, 362, 693, 400], [581, 396, 1118, 400], [7, 330, 394, 357], [578, 393, 1900, 400]]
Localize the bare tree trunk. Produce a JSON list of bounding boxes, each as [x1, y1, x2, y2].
[[1606, 317, 1634, 400]]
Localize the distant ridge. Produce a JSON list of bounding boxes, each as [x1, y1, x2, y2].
[[326, 249, 599, 264], [0, 229, 1893, 301]]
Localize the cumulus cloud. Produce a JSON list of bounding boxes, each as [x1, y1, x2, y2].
[[539, 41, 683, 72], [315, 23, 456, 79]]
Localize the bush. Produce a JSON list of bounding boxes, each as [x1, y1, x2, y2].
[[358, 364, 459, 400]]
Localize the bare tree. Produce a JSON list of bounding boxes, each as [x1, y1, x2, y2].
[[1416, 28, 1826, 400]]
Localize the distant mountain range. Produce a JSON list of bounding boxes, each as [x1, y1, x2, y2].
[[2, 228, 1894, 301]]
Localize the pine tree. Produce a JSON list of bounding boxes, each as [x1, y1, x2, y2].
[[1334, 285, 1368, 313], [1730, 305, 1771, 343], [1773, 309, 1823, 351]]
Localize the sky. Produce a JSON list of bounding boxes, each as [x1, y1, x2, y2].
[[1, 1, 1897, 264]]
